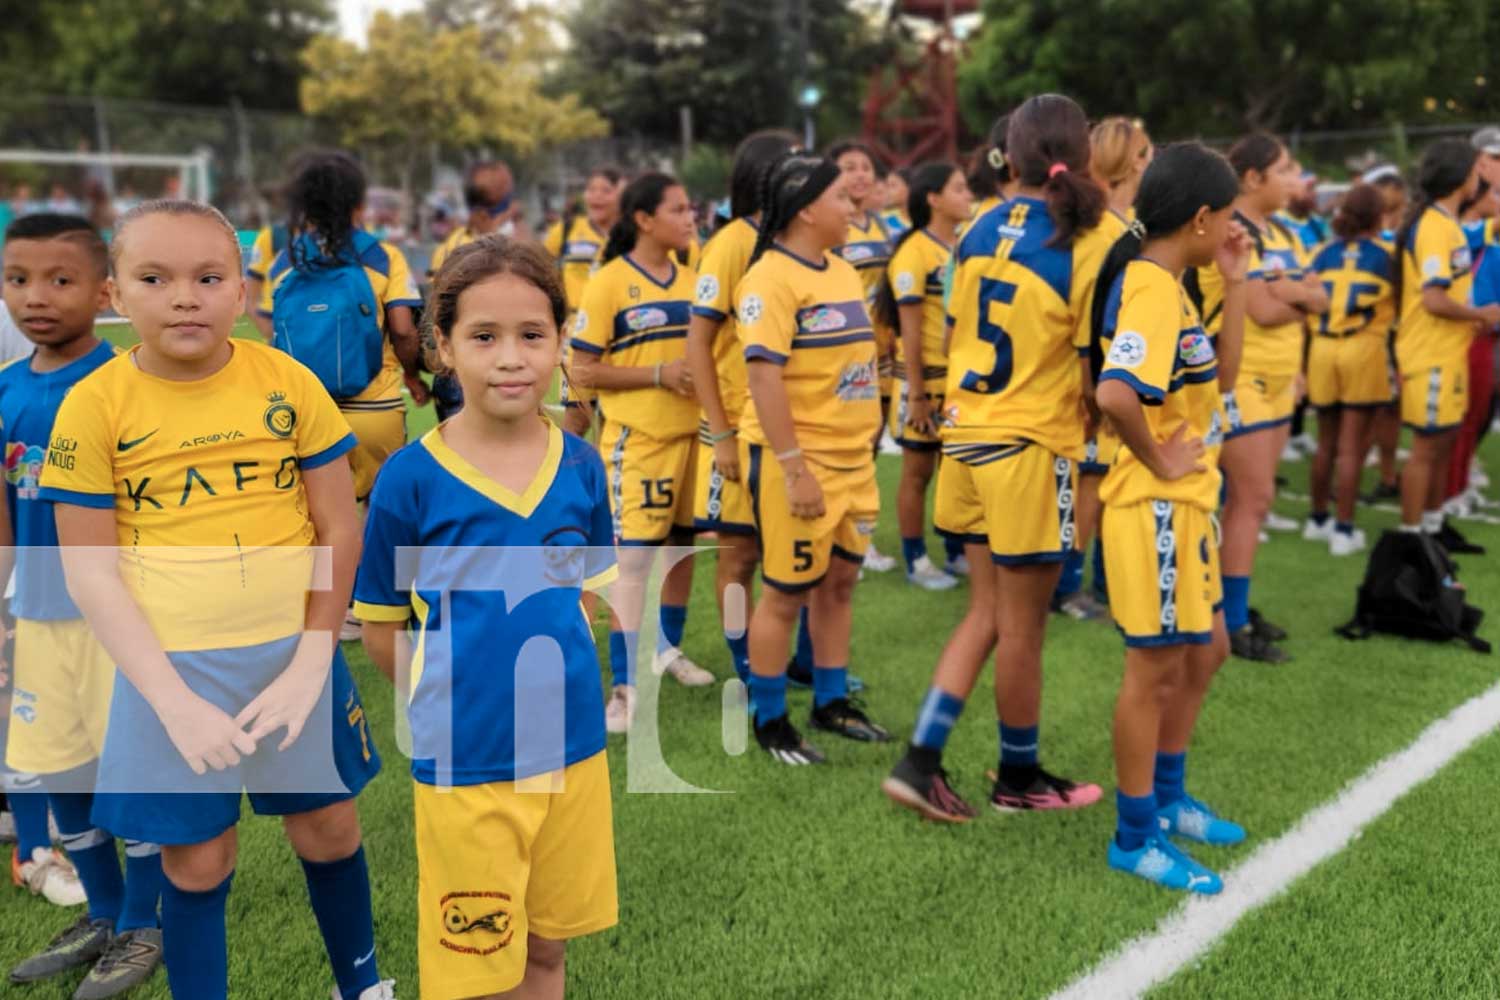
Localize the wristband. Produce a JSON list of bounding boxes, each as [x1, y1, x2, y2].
[[653, 363, 663, 388], [706, 428, 737, 444], [775, 447, 803, 463]]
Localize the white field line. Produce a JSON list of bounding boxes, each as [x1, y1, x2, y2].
[[1048, 679, 1500, 1000]]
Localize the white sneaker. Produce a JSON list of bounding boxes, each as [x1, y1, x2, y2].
[[333, 979, 397, 1000], [654, 647, 715, 686], [907, 555, 959, 591], [0, 810, 15, 844], [1329, 528, 1367, 557], [604, 685, 636, 734], [1302, 517, 1334, 542], [1279, 441, 1302, 463], [1263, 511, 1298, 532], [863, 543, 897, 573], [1258, 529, 1270, 543], [945, 553, 971, 577], [14, 847, 86, 907], [878, 432, 903, 457], [340, 610, 363, 643], [1470, 460, 1489, 489], [1442, 493, 1473, 518], [1293, 432, 1317, 455]]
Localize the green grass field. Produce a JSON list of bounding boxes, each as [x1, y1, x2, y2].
[[4, 318, 1499, 998]]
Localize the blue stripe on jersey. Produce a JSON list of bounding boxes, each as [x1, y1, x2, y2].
[[1311, 238, 1392, 279], [1098, 368, 1166, 403], [610, 300, 693, 341], [570, 337, 606, 356], [610, 327, 688, 354], [745, 345, 788, 365], [792, 332, 875, 351], [794, 300, 869, 337], [954, 197, 1073, 305]]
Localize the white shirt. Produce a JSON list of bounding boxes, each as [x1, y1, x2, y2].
[[0, 302, 32, 365]]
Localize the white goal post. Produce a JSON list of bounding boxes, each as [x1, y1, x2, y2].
[[0, 148, 213, 204]]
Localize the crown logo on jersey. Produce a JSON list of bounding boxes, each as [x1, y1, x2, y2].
[[266, 391, 287, 404]]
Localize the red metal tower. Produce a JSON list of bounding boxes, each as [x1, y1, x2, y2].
[[862, 0, 978, 168]]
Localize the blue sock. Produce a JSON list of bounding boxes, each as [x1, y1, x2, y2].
[[1115, 790, 1158, 851], [658, 603, 687, 654], [901, 536, 927, 573], [1154, 751, 1187, 809], [302, 846, 379, 1000], [1335, 521, 1355, 535], [1222, 575, 1251, 632], [120, 840, 163, 932], [793, 606, 814, 670], [1091, 537, 1109, 604], [943, 533, 965, 565], [911, 687, 965, 751], [748, 672, 788, 725], [1310, 511, 1330, 527], [998, 722, 1039, 769], [812, 666, 847, 708], [162, 872, 232, 1000], [726, 632, 751, 683], [49, 789, 124, 925], [609, 630, 637, 688], [1054, 547, 1084, 601], [5, 772, 52, 859]]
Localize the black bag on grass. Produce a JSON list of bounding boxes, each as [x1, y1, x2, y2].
[[1335, 530, 1490, 653]]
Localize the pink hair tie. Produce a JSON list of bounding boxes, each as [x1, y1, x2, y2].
[[1048, 162, 1069, 178]]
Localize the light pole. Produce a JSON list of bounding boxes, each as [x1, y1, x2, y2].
[[798, 84, 823, 152]]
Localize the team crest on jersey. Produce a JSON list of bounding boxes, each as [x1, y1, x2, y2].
[[802, 306, 848, 334], [573, 309, 589, 334], [1261, 255, 1285, 278], [1178, 331, 1215, 366], [835, 361, 878, 401], [624, 306, 669, 332], [438, 891, 514, 956], [4, 442, 44, 499], [1422, 255, 1444, 279], [1451, 246, 1472, 274], [1107, 331, 1148, 369], [541, 525, 589, 587], [841, 244, 875, 263], [695, 274, 720, 306], [739, 294, 764, 325], [263, 392, 296, 439], [895, 271, 915, 296]]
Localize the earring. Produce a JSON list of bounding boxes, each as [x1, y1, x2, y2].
[[1195, 228, 1206, 236]]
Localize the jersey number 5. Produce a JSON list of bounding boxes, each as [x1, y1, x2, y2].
[[959, 277, 1017, 395]]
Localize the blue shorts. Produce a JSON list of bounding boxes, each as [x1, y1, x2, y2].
[[91, 636, 381, 845]]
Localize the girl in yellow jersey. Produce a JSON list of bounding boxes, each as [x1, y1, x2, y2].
[[685, 129, 800, 685], [571, 173, 715, 733], [1093, 143, 1250, 894], [1303, 184, 1396, 556], [1393, 140, 1499, 534], [876, 161, 971, 591], [738, 153, 891, 764], [1193, 134, 1327, 664], [882, 95, 1109, 820]]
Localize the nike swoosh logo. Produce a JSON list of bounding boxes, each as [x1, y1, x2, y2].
[[1187, 874, 1213, 889], [116, 430, 158, 452], [353, 945, 376, 968]]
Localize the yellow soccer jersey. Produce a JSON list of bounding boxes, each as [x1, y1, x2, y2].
[[1097, 259, 1223, 511], [1310, 238, 1395, 338], [1192, 214, 1306, 376], [690, 217, 760, 426], [245, 226, 279, 282], [1398, 205, 1475, 366], [836, 213, 893, 342], [544, 215, 609, 312], [943, 196, 1114, 459], [37, 340, 357, 651], [887, 229, 953, 391], [427, 225, 479, 277], [737, 245, 881, 468], [571, 254, 700, 438]]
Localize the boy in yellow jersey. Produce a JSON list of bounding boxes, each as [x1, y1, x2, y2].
[[738, 154, 890, 763]]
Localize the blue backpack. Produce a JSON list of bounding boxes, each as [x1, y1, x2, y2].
[[272, 232, 385, 399]]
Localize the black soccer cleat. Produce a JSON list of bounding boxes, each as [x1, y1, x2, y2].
[[882, 751, 976, 823], [1248, 607, 1288, 642], [1437, 520, 1485, 555], [1230, 624, 1289, 663], [810, 697, 892, 743], [754, 713, 826, 765]]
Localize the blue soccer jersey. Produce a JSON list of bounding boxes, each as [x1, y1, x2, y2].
[[0, 340, 116, 620], [353, 421, 618, 786]]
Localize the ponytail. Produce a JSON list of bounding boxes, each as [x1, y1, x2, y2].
[[1005, 94, 1104, 247], [1392, 138, 1479, 310], [1330, 184, 1385, 241]]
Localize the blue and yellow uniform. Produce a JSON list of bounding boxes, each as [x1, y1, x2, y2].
[[573, 254, 699, 543], [1, 341, 118, 775], [244, 225, 288, 283], [1397, 205, 1475, 433], [738, 245, 881, 591], [836, 212, 896, 399], [428, 225, 479, 276], [1307, 237, 1397, 410], [886, 229, 953, 450], [1084, 209, 1132, 474], [353, 422, 617, 999], [934, 196, 1114, 563], [38, 339, 379, 844], [689, 217, 759, 535], [1098, 260, 1224, 646], [260, 232, 422, 498], [882, 209, 911, 236], [1274, 211, 1329, 256]]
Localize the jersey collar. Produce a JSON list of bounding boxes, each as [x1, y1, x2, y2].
[[420, 419, 563, 518], [623, 253, 678, 291]]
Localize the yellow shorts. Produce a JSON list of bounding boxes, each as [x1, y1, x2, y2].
[[1102, 500, 1222, 647], [1307, 335, 1397, 410], [692, 431, 755, 536], [1082, 426, 1121, 475], [415, 752, 618, 1000], [600, 422, 697, 543], [933, 442, 1076, 565], [340, 402, 407, 500], [887, 375, 945, 452], [5, 618, 115, 774], [1399, 360, 1468, 434], [1223, 371, 1295, 440], [744, 442, 879, 593]]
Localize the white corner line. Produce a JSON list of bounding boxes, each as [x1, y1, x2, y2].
[[1048, 679, 1500, 1000]]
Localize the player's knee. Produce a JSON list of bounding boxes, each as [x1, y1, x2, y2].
[[283, 800, 363, 863], [162, 833, 236, 891], [526, 935, 566, 975]]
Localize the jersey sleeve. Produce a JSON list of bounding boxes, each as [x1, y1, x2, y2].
[[427, 232, 452, 277], [570, 272, 613, 357], [691, 233, 747, 321], [582, 449, 618, 591], [291, 362, 357, 469], [888, 240, 923, 306], [1070, 228, 1114, 352], [1097, 276, 1178, 405], [543, 221, 565, 259], [738, 269, 798, 365], [1414, 214, 1461, 290], [246, 228, 274, 280], [36, 379, 115, 509], [352, 460, 418, 623], [380, 242, 423, 311]]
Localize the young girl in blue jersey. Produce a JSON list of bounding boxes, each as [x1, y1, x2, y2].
[[1092, 143, 1251, 892], [356, 236, 618, 1000], [41, 201, 389, 1000]]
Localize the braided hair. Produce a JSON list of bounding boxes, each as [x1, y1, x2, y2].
[[286, 150, 366, 271]]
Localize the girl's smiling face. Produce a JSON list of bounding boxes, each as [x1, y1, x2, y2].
[[438, 272, 561, 423]]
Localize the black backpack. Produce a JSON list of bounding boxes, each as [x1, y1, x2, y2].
[[1336, 530, 1490, 653]]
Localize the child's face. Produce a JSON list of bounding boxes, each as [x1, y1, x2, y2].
[[801, 175, 856, 249], [584, 175, 622, 224], [836, 151, 876, 207], [439, 272, 560, 423], [885, 174, 908, 212], [932, 170, 973, 224], [638, 185, 696, 253], [2, 238, 109, 351], [110, 214, 244, 370]]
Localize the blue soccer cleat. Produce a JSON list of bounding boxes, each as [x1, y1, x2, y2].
[[1108, 834, 1223, 895], [1158, 795, 1247, 846]]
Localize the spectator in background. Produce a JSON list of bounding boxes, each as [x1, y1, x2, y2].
[[43, 183, 80, 215], [0, 300, 36, 364], [84, 180, 114, 232], [10, 183, 38, 219]]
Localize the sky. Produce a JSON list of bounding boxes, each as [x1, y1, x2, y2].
[[337, 0, 424, 42]]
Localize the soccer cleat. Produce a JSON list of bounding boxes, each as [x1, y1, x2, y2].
[[654, 647, 715, 687], [1053, 591, 1108, 621], [1329, 528, 1367, 557], [1158, 795, 1246, 846], [8, 915, 111, 983], [1108, 834, 1222, 895], [1361, 480, 1400, 504], [333, 979, 398, 1000], [944, 553, 971, 577], [340, 610, 363, 643], [1230, 624, 1289, 664], [907, 555, 959, 591], [989, 768, 1103, 812], [1263, 511, 1298, 533], [74, 928, 163, 1000], [862, 543, 897, 573], [1437, 520, 1485, 555], [809, 697, 892, 743], [1301, 517, 1334, 542], [878, 432, 904, 457], [1248, 607, 1288, 642], [754, 714, 825, 765], [604, 685, 636, 734], [13, 847, 86, 907], [881, 753, 976, 823]]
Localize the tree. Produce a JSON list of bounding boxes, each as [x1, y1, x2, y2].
[[958, 0, 1500, 141]]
